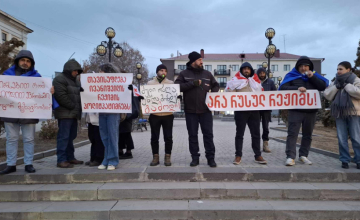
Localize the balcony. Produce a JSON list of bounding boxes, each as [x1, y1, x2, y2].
[[214, 69, 231, 76], [219, 82, 227, 88]]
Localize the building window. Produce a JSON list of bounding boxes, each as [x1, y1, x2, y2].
[[205, 65, 212, 72], [217, 65, 227, 75], [178, 65, 186, 70], [257, 64, 262, 69], [284, 64, 291, 71], [2, 32, 7, 43], [231, 65, 239, 72], [218, 77, 227, 87], [271, 65, 278, 72]]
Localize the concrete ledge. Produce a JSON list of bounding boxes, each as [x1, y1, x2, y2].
[[0, 139, 90, 170]]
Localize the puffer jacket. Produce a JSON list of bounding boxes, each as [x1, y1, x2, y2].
[[53, 59, 83, 119]]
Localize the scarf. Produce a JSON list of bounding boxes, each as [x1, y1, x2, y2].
[[278, 67, 329, 90], [225, 72, 263, 92], [331, 72, 357, 118]]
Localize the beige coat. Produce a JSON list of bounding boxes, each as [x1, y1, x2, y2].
[[147, 77, 174, 116], [225, 83, 253, 92], [323, 77, 360, 116]]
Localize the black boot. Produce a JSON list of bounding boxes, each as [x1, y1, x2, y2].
[[25, 165, 36, 173], [0, 166, 16, 175], [342, 162, 349, 169], [207, 159, 217, 168], [357, 163, 360, 169], [190, 158, 199, 167], [119, 152, 133, 160]]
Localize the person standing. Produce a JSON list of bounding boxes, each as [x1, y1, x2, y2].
[[175, 52, 219, 167], [279, 56, 328, 166], [324, 61, 360, 169], [97, 63, 121, 171], [53, 59, 84, 168], [0, 50, 53, 174], [85, 112, 105, 167], [225, 62, 267, 165], [147, 64, 175, 166], [257, 68, 277, 152]]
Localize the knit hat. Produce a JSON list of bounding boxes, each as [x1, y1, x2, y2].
[[186, 51, 202, 66], [256, 68, 267, 75], [295, 56, 314, 71], [156, 64, 167, 73]]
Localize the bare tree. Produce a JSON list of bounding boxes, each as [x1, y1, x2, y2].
[[83, 42, 149, 84], [0, 38, 25, 75]]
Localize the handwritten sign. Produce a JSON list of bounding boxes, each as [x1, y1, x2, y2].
[[206, 90, 321, 111], [0, 75, 52, 119], [140, 84, 181, 114], [80, 73, 132, 113]]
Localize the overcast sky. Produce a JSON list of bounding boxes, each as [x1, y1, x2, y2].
[[2, 0, 360, 80]]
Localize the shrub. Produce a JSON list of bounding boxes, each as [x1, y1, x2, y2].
[[39, 120, 58, 139]]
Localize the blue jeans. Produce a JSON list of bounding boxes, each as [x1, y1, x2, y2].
[[99, 114, 120, 166], [4, 123, 36, 166], [56, 119, 77, 163], [336, 117, 360, 164]]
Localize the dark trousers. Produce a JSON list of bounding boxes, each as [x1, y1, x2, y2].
[[149, 114, 174, 155], [56, 119, 77, 163], [234, 111, 261, 158], [119, 132, 134, 152], [185, 112, 215, 160], [88, 123, 105, 163], [259, 110, 272, 141], [286, 110, 316, 159]]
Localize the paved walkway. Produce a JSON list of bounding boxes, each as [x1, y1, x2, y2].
[[17, 118, 351, 171]]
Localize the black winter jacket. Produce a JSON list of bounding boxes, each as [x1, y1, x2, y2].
[[53, 59, 82, 119], [261, 78, 277, 92], [175, 65, 219, 114]]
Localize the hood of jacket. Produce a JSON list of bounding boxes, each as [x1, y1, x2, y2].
[[62, 59, 83, 80], [14, 50, 35, 71], [295, 56, 314, 72], [240, 62, 254, 78]]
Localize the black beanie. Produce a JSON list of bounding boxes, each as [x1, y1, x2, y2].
[[187, 51, 202, 65], [156, 64, 167, 73], [295, 56, 314, 71], [257, 68, 267, 75]]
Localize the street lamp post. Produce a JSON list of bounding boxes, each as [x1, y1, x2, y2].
[[276, 76, 283, 125], [136, 62, 142, 92], [96, 27, 123, 63], [264, 28, 276, 78]]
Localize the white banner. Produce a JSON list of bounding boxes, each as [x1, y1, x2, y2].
[[206, 90, 321, 111], [80, 73, 132, 113], [140, 84, 181, 114], [0, 75, 52, 119]]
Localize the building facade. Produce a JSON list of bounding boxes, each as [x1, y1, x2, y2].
[[0, 9, 33, 51], [161, 49, 324, 91]]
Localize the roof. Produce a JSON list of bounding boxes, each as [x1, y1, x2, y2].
[[0, 9, 33, 33], [161, 52, 324, 61]]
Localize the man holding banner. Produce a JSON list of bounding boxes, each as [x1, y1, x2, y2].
[[225, 62, 267, 165], [279, 56, 328, 166], [147, 64, 175, 166], [175, 51, 219, 167], [0, 50, 53, 175]]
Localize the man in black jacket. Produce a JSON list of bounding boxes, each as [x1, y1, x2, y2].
[[279, 56, 328, 166], [257, 68, 277, 153], [175, 51, 219, 167], [53, 59, 84, 168]]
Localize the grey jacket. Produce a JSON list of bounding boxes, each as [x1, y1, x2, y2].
[[53, 59, 82, 120]]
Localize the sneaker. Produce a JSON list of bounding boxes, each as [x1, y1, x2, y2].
[[107, 165, 116, 171], [299, 156, 312, 165], [255, 156, 267, 164], [233, 156, 241, 165], [285, 158, 295, 166], [98, 164, 106, 170]]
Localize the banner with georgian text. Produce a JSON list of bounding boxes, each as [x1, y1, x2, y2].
[[81, 73, 132, 113], [0, 75, 52, 119], [205, 90, 321, 111]]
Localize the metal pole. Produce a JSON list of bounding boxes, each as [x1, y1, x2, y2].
[[137, 69, 141, 92], [108, 39, 112, 63], [267, 39, 271, 77]]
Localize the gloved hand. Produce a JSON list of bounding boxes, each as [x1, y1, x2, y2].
[[80, 87, 84, 92], [335, 81, 345, 90], [193, 80, 201, 86], [177, 95, 183, 101], [128, 85, 133, 90], [138, 95, 144, 100]]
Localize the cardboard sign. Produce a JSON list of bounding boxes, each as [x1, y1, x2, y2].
[[206, 90, 321, 111], [140, 84, 181, 114], [0, 75, 52, 119], [81, 73, 132, 113]]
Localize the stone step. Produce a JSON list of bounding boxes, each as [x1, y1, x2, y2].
[[1, 167, 359, 184], [1, 200, 360, 220], [1, 182, 360, 202]]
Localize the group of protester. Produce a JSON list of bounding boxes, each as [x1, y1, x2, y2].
[[1, 49, 359, 175]]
